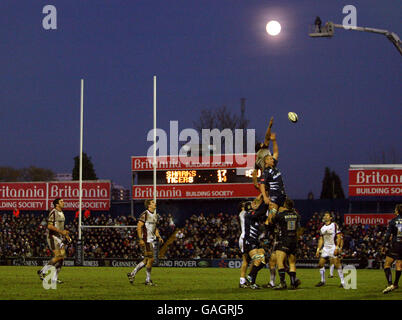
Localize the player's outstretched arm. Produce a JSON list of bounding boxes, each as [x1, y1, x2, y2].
[[271, 133, 278, 161], [263, 117, 274, 147]]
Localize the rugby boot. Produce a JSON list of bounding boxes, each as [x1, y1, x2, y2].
[[127, 273, 135, 285]]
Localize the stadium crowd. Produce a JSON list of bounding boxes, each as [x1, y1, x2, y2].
[[0, 212, 175, 260], [0, 210, 389, 265]]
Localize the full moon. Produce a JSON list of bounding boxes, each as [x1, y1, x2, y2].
[[266, 20, 281, 36]]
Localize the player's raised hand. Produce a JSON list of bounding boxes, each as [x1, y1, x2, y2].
[[270, 132, 276, 140], [268, 117, 274, 128]]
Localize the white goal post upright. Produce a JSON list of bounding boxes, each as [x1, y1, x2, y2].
[[153, 75, 157, 204], [78, 79, 84, 241]]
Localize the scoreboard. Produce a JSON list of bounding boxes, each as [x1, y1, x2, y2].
[[135, 169, 256, 185], [132, 154, 260, 200]]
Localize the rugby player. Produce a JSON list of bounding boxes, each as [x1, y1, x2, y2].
[[238, 201, 251, 288], [381, 203, 402, 294], [263, 224, 278, 288], [315, 212, 345, 288], [269, 198, 301, 289], [258, 132, 286, 218], [252, 117, 274, 189], [37, 198, 71, 284], [127, 199, 163, 286], [239, 195, 267, 289]]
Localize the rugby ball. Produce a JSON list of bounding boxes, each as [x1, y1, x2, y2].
[[288, 112, 298, 123]]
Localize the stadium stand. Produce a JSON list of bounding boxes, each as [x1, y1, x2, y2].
[[0, 210, 388, 268]]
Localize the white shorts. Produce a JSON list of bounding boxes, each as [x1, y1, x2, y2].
[[239, 237, 244, 254], [321, 246, 336, 259], [47, 235, 64, 251]]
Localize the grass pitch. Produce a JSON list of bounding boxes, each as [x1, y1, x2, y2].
[[0, 266, 400, 300]]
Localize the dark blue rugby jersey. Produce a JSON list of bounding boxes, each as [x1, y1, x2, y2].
[[241, 209, 264, 243], [383, 215, 402, 246], [259, 158, 285, 195]]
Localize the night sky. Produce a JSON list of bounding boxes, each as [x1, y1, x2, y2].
[[0, 0, 400, 199]]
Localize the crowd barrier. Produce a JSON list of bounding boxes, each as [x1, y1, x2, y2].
[[1, 257, 370, 269]]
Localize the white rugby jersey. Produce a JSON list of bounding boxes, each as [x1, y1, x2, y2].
[[47, 208, 65, 238], [140, 210, 158, 243], [320, 222, 340, 247]]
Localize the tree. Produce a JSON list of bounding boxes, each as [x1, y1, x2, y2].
[[0, 166, 54, 182], [72, 153, 98, 180], [320, 167, 345, 199], [320, 167, 333, 199], [193, 98, 250, 153], [194, 105, 244, 132], [0, 167, 22, 182], [21, 166, 54, 181]]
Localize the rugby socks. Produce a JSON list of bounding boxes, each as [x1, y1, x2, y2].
[[394, 270, 401, 287], [146, 267, 152, 282], [289, 272, 296, 286], [330, 264, 334, 277], [278, 268, 286, 284], [51, 265, 60, 283], [337, 268, 345, 286], [270, 268, 276, 285], [248, 264, 265, 284], [131, 261, 145, 276], [384, 268, 392, 285], [320, 267, 326, 283]]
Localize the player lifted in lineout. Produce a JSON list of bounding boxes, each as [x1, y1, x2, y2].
[[315, 212, 345, 288], [256, 132, 287, 286], [37, 198, 71, 285], [252, 117, 274, 189], [127, 199, 163, 286], [259, 132, 286, 217], [381, 203, 402, 294]]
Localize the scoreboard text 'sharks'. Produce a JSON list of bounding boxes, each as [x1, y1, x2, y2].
[[131, 154, 259, 200]]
